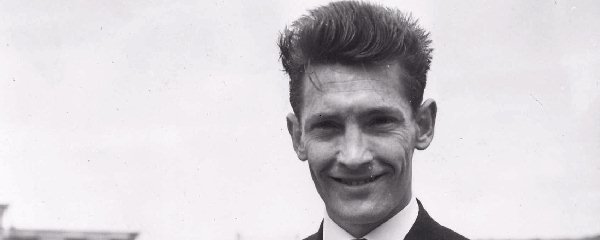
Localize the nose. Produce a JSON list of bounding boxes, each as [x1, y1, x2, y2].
[[336, 124, 373, 169]]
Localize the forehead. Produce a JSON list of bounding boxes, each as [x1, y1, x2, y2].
[[305, 63, 402, 90], [300, 62, 411, 117]]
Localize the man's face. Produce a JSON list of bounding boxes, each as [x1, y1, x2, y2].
[[288, 62, 425, 229]]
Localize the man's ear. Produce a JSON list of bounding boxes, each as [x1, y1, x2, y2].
[[415, 99, 437, 150], [286, 113, 308, 161]]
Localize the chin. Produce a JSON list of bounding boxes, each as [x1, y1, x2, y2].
[[329, 200, 392, 225]]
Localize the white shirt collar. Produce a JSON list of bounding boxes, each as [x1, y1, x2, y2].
[[323, 197, 419, 240]]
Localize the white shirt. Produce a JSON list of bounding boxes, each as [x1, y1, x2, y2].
[[323, 197, 419, 240]]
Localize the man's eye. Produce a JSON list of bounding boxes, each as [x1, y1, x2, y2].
[[313, 120, 340, 130], [368, 117, 397, 127]]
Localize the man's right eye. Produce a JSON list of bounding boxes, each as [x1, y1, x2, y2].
[[309, 121, 343, 139], [312, 120, 340, 130]]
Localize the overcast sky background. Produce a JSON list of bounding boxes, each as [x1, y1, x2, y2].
[[1, 1, 599, 240]]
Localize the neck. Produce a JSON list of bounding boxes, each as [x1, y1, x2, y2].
[[331, 193, 412, 238]]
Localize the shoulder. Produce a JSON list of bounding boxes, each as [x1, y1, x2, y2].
[[303, 222, 323, 240], [303, 232, 322, 240], [302, 201, 469, 240], [406, 199, 469, 240]]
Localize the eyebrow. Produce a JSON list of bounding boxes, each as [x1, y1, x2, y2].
[[360, 107, 406, 121], [304, 112, 340, 128]]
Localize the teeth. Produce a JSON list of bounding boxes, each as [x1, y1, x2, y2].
[[340, 176, 378, 186]]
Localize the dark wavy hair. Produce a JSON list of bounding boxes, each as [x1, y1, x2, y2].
[[278, 0, 433, 116]]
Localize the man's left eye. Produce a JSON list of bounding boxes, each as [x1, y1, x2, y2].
[[368, 117, 397, 128]]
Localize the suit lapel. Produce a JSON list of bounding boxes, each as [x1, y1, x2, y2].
[[405, 199, 469, 240], [404, 199, 436, 240]]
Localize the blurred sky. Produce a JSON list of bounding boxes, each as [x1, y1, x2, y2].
[[0, 0, 599, 240]]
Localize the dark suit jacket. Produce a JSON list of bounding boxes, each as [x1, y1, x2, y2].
[[304, 200, 469, 240]]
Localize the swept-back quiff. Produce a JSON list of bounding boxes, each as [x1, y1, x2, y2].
[[278, 0, 433, 116]]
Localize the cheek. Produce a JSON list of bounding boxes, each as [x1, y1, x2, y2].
[[371, 135, 414, 167], [305, 139, 338, 169]]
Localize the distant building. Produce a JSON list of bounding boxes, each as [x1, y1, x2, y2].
[[0, 204, 138, 240], [3, 228, 138, 240]]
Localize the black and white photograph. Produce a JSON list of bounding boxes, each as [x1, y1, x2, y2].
[[1, 1, 599, 240]]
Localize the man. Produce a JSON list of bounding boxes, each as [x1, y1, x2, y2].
[[278, 1, 468, 240]]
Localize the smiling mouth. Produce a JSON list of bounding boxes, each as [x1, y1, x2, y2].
[[331, 175, 383, 186]]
